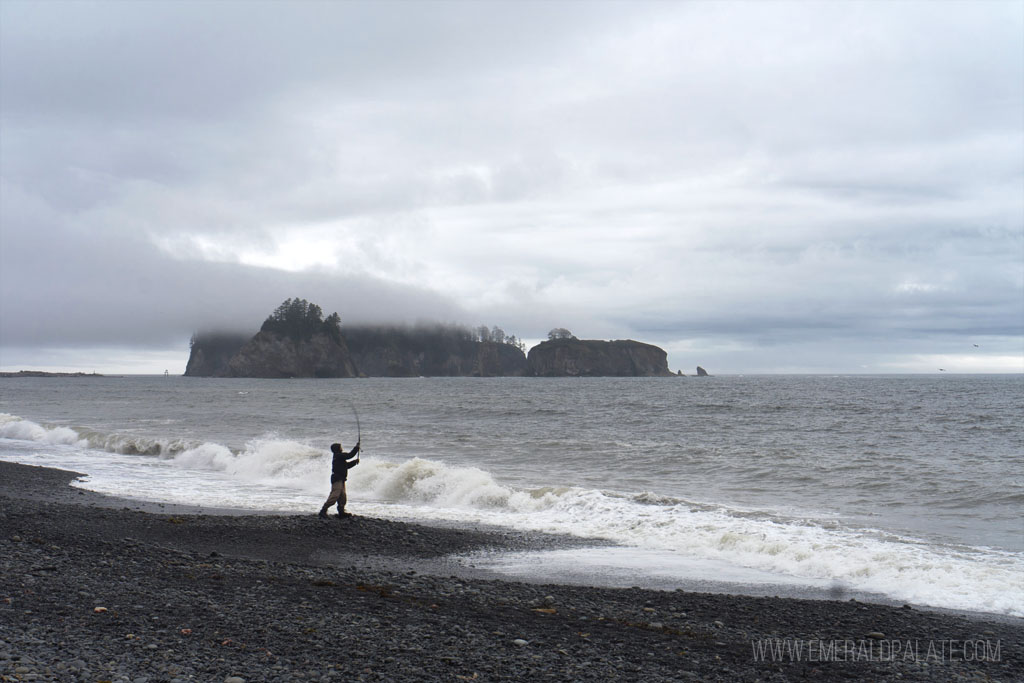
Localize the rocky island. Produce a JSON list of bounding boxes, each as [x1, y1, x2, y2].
[[185, 299, 357, 378], [527, 337, 674, 377], [185, 299, 529, 378], [185, 299, 677, 379]]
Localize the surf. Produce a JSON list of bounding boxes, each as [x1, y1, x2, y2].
[[1, 410, 1021, 618]]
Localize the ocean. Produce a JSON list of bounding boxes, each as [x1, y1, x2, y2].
[[1, 374, 1021, 617]]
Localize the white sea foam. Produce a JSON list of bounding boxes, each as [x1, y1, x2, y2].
[[0, 414, 192, 456], [354, 457, 543, 509], [0, 413, 87, 447], [161, 442, 1024, 617], [169, 437, 326, 493], [1, 412, 1021, 617], [342, 457, 1024, 616]]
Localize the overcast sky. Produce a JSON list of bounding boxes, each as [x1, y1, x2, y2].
[[1, 1, 1021, 374]]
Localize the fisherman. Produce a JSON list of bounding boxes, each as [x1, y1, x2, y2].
[[319, 441, 360, 518]]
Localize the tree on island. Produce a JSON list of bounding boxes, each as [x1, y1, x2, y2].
[[471, 324, 524, 349], [260, 298, 342, 342], [505, 334, 525, 352], [547, 327, 576, 341]]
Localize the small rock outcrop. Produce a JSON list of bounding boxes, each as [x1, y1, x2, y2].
[[527, 339, 674, 377], [696, 366, 709, 377]]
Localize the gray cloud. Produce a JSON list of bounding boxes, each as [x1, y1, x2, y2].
[[0, 192, 465, 349], [1, 0, 1021, 373]]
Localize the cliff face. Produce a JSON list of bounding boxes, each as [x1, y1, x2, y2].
[[184, 333, 249, 377], [185, 332, 671, 378], [185, 326, 527, 378], [527, 339, 673, 377], [225, 330, 358, 378], [343, 327, 527, 377], [472, 341, 529, 377]]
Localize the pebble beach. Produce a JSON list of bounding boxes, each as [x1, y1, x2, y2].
[[1, 461, 1020, 682]]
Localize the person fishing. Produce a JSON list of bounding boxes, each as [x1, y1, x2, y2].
[[318, 440, 360, 518]]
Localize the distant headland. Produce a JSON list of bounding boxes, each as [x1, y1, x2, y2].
[[185, 298, 680, 379], [0, 371, 104, 378]]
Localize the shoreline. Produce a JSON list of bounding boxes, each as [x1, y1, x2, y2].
[[35, 460, 1023, 623], [2, 461, 1021, 681]]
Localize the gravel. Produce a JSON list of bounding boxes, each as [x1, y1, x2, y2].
[[1, 461, 1021, 682]]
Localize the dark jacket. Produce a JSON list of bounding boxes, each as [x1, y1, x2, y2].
[[330, 444, 360, 483]]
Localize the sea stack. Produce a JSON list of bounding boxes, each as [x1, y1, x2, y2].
[[527, 338, 674, 377]]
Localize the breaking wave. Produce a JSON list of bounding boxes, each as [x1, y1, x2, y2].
[[0, 414, 196, 456], [0, 413, 86, 447], [159, 436, 1024, 617], [1, 411, 1021, 617]]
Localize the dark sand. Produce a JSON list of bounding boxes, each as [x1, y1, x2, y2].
[[1, 461, 1020, 682]]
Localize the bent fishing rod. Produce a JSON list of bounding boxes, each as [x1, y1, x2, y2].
[[348, 400, 362, 448]]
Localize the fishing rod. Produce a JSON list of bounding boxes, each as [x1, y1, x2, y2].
[[348, 400, 361, 449]]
